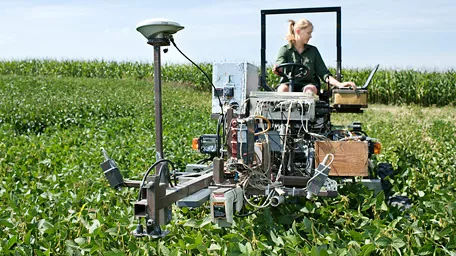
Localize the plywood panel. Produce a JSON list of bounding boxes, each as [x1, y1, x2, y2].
[[315, 141, 368, 176]]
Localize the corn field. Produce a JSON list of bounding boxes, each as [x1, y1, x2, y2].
[[1, 59, 455, 106]]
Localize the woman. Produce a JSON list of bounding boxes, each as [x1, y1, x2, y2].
[[273, 19, 356, 93]]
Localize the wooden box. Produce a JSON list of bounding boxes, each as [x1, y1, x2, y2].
[[315, 141, 368, 176], [332, 89, 368, 107]]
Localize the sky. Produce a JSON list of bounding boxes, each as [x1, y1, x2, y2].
[[1, 0, 456, 71]]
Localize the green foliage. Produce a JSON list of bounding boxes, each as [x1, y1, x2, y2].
[[341, 68, 456, 107], [0, 59, 212, 91], [1, 71, 456, 254], [1, 60, 455, 106], [267, 66, 456, 107]]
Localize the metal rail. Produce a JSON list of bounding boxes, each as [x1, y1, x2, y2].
[[133, 171, 214, 236]]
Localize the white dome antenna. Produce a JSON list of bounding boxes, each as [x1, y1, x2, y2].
[[136, 18, 184, 40]]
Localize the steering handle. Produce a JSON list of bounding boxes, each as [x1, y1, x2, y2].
[[275, 63, 310, 92], [275, 63, 310, 78]]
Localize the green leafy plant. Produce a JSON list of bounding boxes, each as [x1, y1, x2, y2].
[[1, 63, 455, 255]]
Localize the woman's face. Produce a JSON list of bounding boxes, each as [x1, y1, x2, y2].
[[297, 26, 313, 44]]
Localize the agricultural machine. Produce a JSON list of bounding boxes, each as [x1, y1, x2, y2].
[[101, 7, 405, 238]]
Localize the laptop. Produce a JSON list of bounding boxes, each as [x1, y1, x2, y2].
[[361, 64, 379, 89]]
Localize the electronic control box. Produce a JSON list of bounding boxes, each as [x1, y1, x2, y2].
[[212, 62, 259, 115], [249, 91, 317, 121]]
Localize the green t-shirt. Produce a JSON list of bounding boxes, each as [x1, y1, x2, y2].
[[276, 44, 332, 87]]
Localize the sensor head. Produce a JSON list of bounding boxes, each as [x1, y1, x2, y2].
[[136, 18, 184, 40]]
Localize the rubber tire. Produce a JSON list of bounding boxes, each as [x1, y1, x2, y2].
[[377, 163, 394, 198]]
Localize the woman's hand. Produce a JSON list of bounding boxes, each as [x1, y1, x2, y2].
[[272, 64, 283, 76], [339, 81, 357, 90], [327, 76, 357, 90]]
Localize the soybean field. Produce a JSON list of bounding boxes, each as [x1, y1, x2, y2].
[[0, 60, 455, 255]]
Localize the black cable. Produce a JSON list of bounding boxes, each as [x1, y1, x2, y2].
[[196, 157, 213, 164], [216, 114, 224, 158], [169, 37, 224, 114], [138, 159, 175, 201], [172, 169, 178, 187], [327, 75, 333, 98], [222, 113, 227, 145], [234, 207, 262, 217]]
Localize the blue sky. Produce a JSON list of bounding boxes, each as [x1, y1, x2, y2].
[[1, 0, 455, 70]]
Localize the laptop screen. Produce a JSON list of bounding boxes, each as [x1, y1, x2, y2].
[[362, 64, 380, 89]]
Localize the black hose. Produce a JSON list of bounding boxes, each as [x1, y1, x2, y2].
[[196, 157, 213, 164], [138, 159, 175, 201], [234, 208, 262, 217], [169, 37, 224, 114]]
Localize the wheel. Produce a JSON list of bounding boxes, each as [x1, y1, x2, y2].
[[376, 163, 394, 197], [275, 63, 311, 92], [388, 195, 412, 210], [275, 63, 310, 81], [377, 163, 394, 179], [376, 163, 412, 210]]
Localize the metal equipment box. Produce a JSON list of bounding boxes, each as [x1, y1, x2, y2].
[[315, 141, 369, 177], [212, 62, 259, 114], [332, 89, 368, 108]]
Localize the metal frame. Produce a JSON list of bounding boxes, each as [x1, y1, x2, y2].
[[129, 171, 214, 237], [260, 7, 342, 91]]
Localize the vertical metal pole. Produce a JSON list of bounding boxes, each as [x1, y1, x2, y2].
[[151, 45, 164, 236], [336, 8, 342, 81], [260, 11, 267, 90], [146, 39, 172, 236], [153, 45, 164, 162]]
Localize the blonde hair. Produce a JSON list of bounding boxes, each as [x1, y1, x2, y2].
[[285, 19, 313, 45]]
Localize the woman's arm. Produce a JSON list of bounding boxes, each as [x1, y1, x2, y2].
[[326, 76, 357, 89], [313, 46, 356, 90]]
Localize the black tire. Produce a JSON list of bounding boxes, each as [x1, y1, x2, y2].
[[388, 195, 412, 210], [376, 163, 412, 210], [376, 163, 394, 198]]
